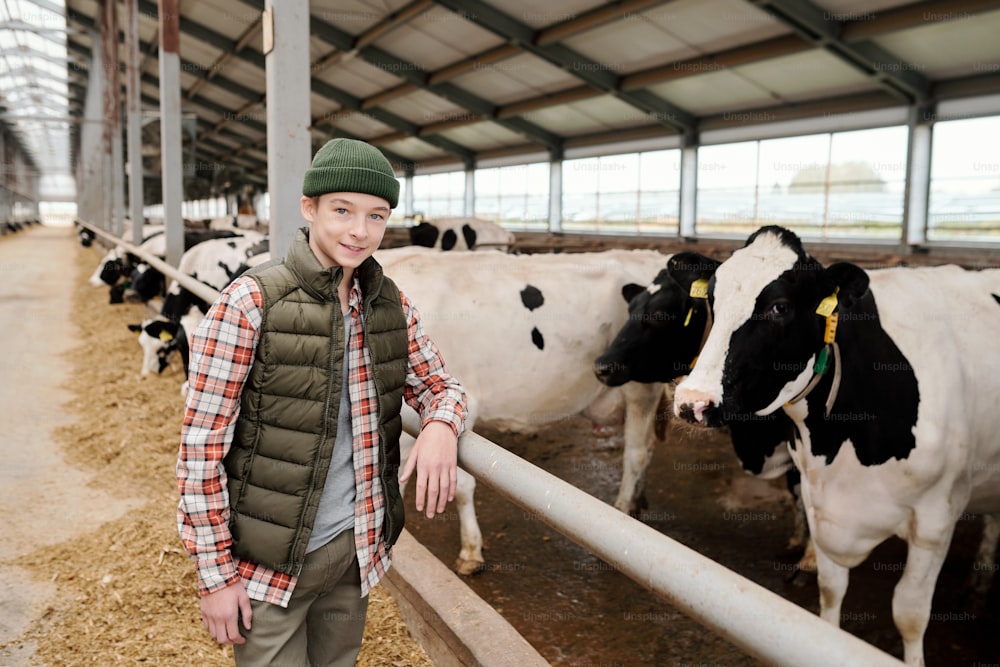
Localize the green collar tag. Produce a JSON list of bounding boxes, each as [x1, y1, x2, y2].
[[814, 345, 831, 375]]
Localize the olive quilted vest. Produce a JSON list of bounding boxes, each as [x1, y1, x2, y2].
[[224, 229, 407, 576]]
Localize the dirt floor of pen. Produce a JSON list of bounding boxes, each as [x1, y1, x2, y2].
[[406, 412, 1000, 665]]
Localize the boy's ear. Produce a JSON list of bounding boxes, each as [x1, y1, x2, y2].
[[825, 262, 870, 310], [300, 195, 317, 222]]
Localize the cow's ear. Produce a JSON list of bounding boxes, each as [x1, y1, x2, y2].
[[826, 262, 869, 309], [667, 252, 720, 288], [621, 283, 645, 303], [127, 323, 142, 332]]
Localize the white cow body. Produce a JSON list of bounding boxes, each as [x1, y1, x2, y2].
[[675, 227, 1000, 665], [383, 248, 668, 432], [377, 249, 669, 572]]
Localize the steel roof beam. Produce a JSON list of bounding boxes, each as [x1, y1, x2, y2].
[[748, 0, 930, 103], [125, 1, 477, 162], [430, 0, 697, 138], [535, 0, 675, 45], [307, 14, 563, 153]]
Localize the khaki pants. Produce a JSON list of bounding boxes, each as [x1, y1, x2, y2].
[[234, 530, 369, 667]]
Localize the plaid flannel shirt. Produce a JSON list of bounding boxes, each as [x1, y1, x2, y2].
[[177, 272, 467, 607]]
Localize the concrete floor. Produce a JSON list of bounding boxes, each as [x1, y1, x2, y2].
[[0, 225, 139, 666]]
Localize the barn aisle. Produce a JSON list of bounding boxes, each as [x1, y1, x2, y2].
[[0, 224, 140, 665]]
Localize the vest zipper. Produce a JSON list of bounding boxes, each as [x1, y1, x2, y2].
[[290, 293, 342, 573]]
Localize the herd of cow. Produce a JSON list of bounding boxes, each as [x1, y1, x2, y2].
[[80, 217, 1000, 666], [2, 218, 41, 235]]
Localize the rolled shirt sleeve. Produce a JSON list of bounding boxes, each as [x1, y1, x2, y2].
[[399, 289, 468, 437]]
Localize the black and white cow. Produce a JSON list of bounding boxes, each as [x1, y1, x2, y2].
[[130, 235, 269, 378], [594, 252, 813, 571], [89, 228, 243, 303], [126, 230, 258, 303], [674, 225, 1000, 666], [408, 217, 514, 252], [376, 247, 670, 574]]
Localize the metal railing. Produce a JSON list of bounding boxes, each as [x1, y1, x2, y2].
[[78, 218, 905, 666], [78, 219, 220, 304]]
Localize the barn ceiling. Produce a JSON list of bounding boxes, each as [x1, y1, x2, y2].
[[52, 0, 1000, 192]]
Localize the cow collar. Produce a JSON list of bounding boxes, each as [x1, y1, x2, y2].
[[785, 288, 842, 416], [686, 278, 711, 369]]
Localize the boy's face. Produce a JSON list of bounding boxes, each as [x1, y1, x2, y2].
[[301, 192, 391, 271]]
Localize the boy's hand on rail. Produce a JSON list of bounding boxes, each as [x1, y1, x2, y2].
[[399, 420, 458, 518]]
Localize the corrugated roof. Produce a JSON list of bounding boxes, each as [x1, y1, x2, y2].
[[27, 0, 1000, 196]]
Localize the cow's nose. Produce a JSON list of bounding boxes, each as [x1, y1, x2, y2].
[[674, 388, 721, 426]]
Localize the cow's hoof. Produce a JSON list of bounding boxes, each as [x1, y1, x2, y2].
[[616, 494, 648, 518], [455, 557, 485, 576], [785, 567, 817, 588]]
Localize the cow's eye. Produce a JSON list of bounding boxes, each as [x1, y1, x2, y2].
[[766, 301, 791, 319]]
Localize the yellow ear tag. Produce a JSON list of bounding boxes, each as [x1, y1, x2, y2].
[[815, 288, 839, 318], [823, 312, 839, 344], [689, 279, 709, 300], [159, 330, 174, 342]]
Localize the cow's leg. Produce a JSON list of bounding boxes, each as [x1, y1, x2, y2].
[[786, 472, 817, 574], [966, 513, 1000, 603], [398, 405, 485, 576], [814, 546, 849, 627], [893, 531, 954, 667], [452, 466, 484, 575], [615, 382, 666, 515]]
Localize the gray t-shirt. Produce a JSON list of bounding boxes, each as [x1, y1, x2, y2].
[[306, 313, 357, 553]]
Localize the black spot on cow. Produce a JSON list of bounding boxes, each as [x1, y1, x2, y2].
[[520, 285, 544, 311], [408, 222, 439, 248], [531, 327, 544, 350], [993, 293, 1000, 306], [441, 229, 458, 251], [461, 224, 477, 250]]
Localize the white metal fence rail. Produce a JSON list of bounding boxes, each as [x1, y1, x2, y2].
[[78, 218, 905, 666]]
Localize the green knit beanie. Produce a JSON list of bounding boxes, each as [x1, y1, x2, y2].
[[302, 138, 399, 208]]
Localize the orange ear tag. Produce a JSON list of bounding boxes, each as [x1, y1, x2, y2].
[[823, 312, 839, 344]]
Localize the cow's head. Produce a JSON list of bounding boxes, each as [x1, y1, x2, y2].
[[92, 253, 123, 287], [674, 226, 870, 426], [594, 252, 719, 386], [126, 263, 165, 302], [129, 318, 184, 376]]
